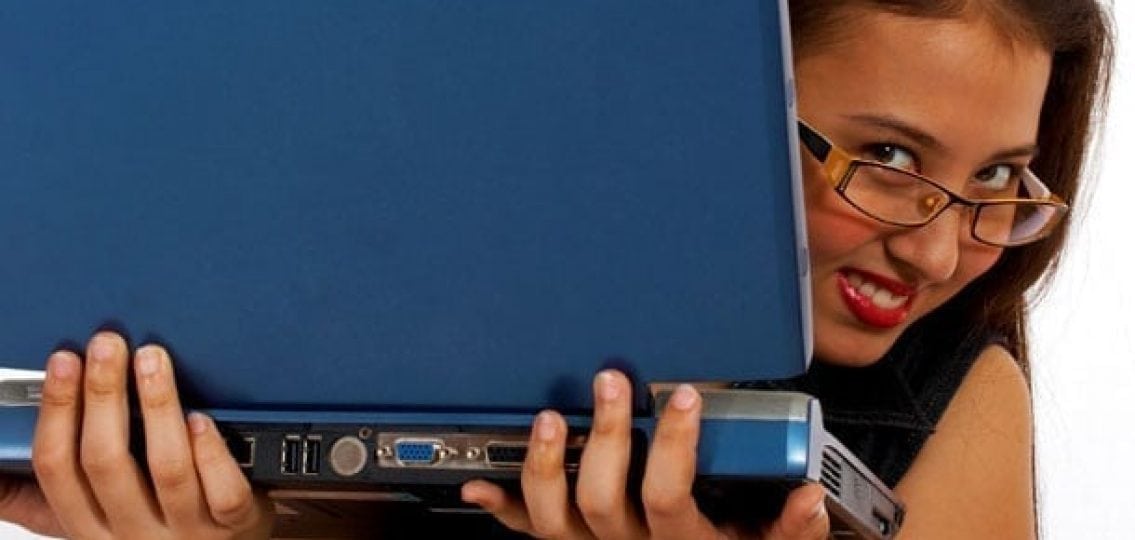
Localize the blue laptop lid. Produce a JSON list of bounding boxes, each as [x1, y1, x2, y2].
[[0, 0, 810, 413]]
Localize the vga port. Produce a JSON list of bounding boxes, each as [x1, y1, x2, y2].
[[393, 438, 444, 466]]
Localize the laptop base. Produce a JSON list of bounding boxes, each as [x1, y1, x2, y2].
[[1, 385, 902, 538]]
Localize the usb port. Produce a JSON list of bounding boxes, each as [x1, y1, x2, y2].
[[302, 436, 322, 475], [281, 435, 302, 475]]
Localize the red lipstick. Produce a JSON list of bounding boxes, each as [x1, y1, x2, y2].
[[836, 268, 916, 329]]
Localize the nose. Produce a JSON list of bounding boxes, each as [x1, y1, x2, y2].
[[884, 206, 965, 284]]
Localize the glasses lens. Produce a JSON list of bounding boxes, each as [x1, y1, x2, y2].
[[843, 164, 947, 225], [974, 202, 1062, 246]]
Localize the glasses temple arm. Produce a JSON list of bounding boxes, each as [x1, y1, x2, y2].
[[797, 120, 832, 162], [1022, 168, 1063, 202]]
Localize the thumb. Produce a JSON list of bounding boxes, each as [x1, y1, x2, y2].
[[765, 483, 829, 540], [0, 479, 66, 537]]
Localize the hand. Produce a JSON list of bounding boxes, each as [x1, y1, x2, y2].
[[28, 332, 273, 540], [0, 477, 65, 536], [461, 371, 830, 539]]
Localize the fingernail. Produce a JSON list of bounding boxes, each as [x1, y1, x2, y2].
[[596, 371, 621, 402], [811, 498, 827, 521], [460, 483, 481, 503], [89, 334, 118, 362], [136, 347, 161, 377], [48, 352, 77, 380], [187, 412, 210, 435], [535, 411, 558, 442], [671, 384, 699, 411], [807, 486, 827, 521]]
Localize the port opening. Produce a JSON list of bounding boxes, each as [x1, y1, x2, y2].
[[872, 509, 892, 536], [227, 435, 256, 468], [281, 435, 302, 475], [302, 436, 322, 475], [393, 438, 444, 466], [485, 442, 585, 469], [484, 443, 527, 468], [373, 432, 588, 471], [330, 436, 369, 477]]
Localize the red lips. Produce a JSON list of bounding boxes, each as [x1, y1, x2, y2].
[[836, 268, 916, 329]]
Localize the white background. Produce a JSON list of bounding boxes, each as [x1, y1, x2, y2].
[[1030, 1, 1135, 537], [2, 5, 1133, 539]]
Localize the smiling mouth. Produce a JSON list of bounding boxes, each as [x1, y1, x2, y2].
[[836, 268, 916, 329]]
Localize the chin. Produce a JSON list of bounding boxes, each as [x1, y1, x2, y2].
[[811, 324, 901, 368]]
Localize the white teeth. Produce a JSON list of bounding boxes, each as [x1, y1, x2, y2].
[[871, 288, 907, 309], [859, 282, 878, 297], [846, 271, 909, 309]]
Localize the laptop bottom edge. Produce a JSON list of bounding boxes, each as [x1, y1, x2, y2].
[[0, 390, 903, 538]]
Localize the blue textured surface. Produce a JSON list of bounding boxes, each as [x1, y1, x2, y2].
[[0, 408, 35, 469], [693, 417, 811, 478], [0, 1, 805, 412]]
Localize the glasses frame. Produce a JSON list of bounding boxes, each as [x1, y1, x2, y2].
[[797, 119, 1068, 248]]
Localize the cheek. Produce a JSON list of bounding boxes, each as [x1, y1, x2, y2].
[[803, 180, 880, 268], [953, 244, 1004, 288]]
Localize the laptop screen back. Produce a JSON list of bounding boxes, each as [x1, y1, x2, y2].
[[0, 0, 810, 413]]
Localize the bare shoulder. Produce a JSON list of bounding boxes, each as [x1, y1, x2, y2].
[[892, 344, 1036, 539]]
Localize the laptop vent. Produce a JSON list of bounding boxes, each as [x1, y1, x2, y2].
[[820, 447, 843, 497]]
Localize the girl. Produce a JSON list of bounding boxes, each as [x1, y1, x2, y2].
[[0, 0, 1113, 538], [463, 1, 1113, 538]]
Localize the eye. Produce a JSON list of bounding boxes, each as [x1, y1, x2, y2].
[[865, 144, 918, 172], [973, 164, 1019, 193]]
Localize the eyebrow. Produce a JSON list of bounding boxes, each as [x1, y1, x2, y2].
[[987, 144, 1039, 162], [843, 113, 946, 153], [843, 113, 1038, 162]]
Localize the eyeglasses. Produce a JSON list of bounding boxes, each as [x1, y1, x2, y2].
[[797, 119, 1067, 247]]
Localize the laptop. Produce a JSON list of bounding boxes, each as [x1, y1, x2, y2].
[[0, 1, 902, 537]]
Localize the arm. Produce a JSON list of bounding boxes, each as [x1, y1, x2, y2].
[[894, 345, 1035, 538]]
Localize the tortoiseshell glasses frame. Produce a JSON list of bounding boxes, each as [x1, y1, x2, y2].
[[797, 119, 1068, 247]]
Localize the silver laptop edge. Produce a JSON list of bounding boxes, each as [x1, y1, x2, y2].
[[0, 376, 44, 408]]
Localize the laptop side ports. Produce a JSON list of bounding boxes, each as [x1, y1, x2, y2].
[[393, 438, 445, 466], [375, 432, 586, 471], [301, 436, 322, 475], [281, 435, 302, 475], [226, 435, 256, 468], [485, 440, 585, 470], [484, 442, 527, 468]]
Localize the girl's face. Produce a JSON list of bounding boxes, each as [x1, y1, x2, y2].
[[796, 12, 1052, 366]]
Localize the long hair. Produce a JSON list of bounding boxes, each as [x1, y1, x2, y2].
[[788, 0, 1115, 374]]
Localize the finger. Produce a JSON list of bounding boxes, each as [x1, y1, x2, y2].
[[135, 345, 210, 529], [520, 411, 593, 539], [764, 483, 829, 540], [461, 479, 535, 534], [575, 371, 647, 538], [188, 412, 265, 531], [79, 332, 162, 530], [641, 384, 719, 540], [31, 350, 109, 537]]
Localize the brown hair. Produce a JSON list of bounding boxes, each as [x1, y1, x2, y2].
[[789, 0, 1115, 374]]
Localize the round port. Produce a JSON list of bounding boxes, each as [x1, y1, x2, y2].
[[329, 436, 368, 477]]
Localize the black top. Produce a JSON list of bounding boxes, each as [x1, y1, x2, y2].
[[734, 306, 998, 488]]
